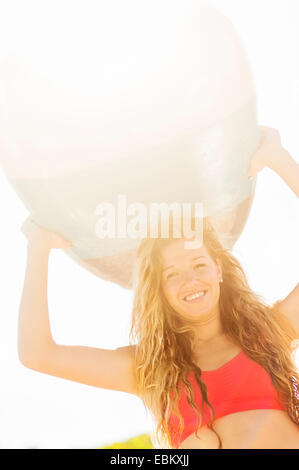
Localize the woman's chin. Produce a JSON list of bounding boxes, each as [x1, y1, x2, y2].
[[178, 303, 210, 320]]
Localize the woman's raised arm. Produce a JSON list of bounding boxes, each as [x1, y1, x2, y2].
[[247, 127, 299, 336], [18, 218, 138, 395]]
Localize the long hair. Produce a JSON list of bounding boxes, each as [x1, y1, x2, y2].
[[129, 218, 299, 448]]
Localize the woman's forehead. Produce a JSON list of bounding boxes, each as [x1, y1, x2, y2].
[[160, 239, 210, 266]]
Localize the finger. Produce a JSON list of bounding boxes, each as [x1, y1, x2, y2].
[[21, 218, 33, 235], [247, 156, 262, 178], [247, 166, 257, 179]]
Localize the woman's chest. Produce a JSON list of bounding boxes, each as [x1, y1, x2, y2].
[[193, 340, 241, 371], [169, 347, 285, 448]]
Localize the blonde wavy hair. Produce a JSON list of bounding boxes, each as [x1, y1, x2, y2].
[[129, 218, 299, 448]]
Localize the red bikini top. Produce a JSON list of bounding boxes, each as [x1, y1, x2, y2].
[[168, 350, 286, 448]]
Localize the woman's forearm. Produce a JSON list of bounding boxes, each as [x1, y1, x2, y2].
[[18, 242, 55, 364], [269, 149, 299, 197]]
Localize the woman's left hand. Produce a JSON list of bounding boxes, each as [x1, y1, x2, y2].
[[21, 216, 73, 251], [247, 126, 284, 178]]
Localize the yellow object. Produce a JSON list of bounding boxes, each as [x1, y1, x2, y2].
[[100, 433, 154, 449]]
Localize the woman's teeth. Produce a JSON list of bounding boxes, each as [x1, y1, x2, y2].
[[184, 290, 206, 302]]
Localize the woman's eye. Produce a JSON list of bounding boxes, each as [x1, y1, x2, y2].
[[166, 272, 179, 280], [194, 263, 205, 269]]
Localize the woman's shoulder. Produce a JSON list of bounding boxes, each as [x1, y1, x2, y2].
[[116, 344, 138, 356]]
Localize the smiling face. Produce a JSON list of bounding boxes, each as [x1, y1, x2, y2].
[[160, 239, 222, 322]]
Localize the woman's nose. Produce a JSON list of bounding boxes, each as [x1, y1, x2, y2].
[[183, 269, 198, 284]]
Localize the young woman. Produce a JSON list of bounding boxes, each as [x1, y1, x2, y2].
[[18, 127, 299, 448]]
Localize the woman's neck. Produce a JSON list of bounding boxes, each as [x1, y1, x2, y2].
[[192, 305, 223, 343]]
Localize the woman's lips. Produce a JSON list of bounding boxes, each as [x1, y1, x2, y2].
[[183, 290, 207, 303]]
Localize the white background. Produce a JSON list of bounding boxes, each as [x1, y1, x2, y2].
[[0, 0, 298, 448]]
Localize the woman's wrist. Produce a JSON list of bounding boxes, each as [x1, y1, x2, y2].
[[27, 239, 51, 256]]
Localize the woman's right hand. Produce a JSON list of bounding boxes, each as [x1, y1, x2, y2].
[[21, 216, 73, 250]]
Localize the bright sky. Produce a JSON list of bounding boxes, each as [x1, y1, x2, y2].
[[0, 0, 298, 449]]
